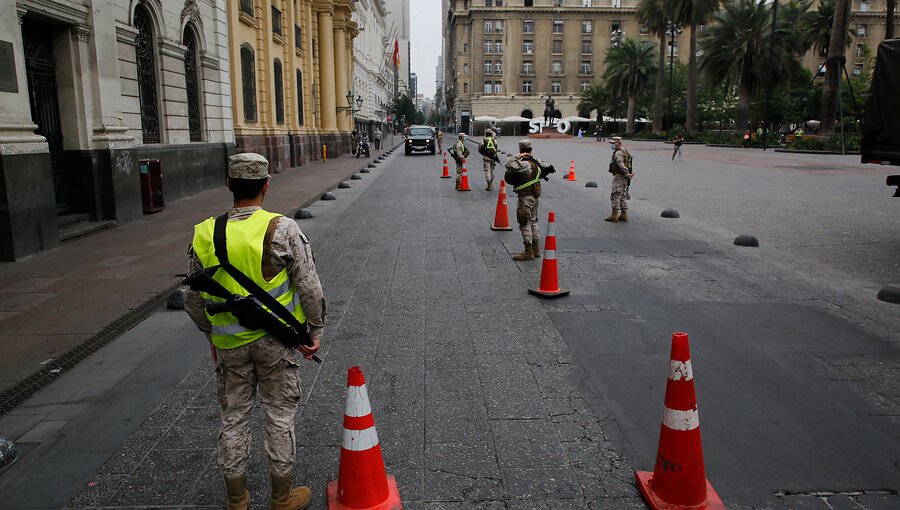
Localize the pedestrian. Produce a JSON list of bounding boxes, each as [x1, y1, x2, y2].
[[672, 133, 684, 163], [480, 129, 499, 191], [436, 129, 444, 153], [577, 128, 584, 141], [743, 130, 751, 148], [504, 140, 546, 261], [449, 132, 469, 190], [596, 123, 604, 142], [605, 136, 634, 223], [184, 153, 326, 510], [374, 127, 382, 150], [350, 130, 359, 155], [495, 125, 501, 138]]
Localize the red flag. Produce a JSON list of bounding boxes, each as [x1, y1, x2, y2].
[[393, 38, 400, 68]]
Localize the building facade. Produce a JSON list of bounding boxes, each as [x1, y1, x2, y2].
[[0, 0, 233, 260], [227, 0, 358, 173], [383, 0, 411, 98], [351, 0, 394, 140]]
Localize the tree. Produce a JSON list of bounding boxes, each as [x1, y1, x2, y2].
[[603, 38, 658, 134], [799, 0, 852, 56], [670, 0, 720, 135], [819, 0, 850, 134], [577, 82, 607, 123], [394, 94, 417, 126], [637, 0, 670, 134]]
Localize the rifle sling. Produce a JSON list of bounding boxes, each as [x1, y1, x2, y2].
[[213, 214, 306, 335]]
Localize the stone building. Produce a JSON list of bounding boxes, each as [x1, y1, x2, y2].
[[351, 0, 394, 141], [227, 0, 358, 172], [0, 0, 233, 260], [383, 0, 411, 99]]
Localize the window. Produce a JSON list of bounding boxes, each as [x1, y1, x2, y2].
[[860, 0, 869, 12], [551, 81, 561, 94], [485, 61, 492, 74], [524, 20, 534, 34], [855, 44, 865, 58], [552, 39, 563, 54], [134, 5, 160, 143], [581, 39, 592, 54], [494, 62, 502, 73], [494, 82, 502, 94], [525, 0, 533, 6], [496, 0, 503, 5], [240, 44, 257, 122], [582, 0, 593, 5], [485, 0, 493, 5], [484, 41, 492, 54], [522, 61, 533, 74], [611, 0, 621, 6], [240, 0, 253, 16], [485, 20, 493, 33], [697, 23, 707, 34], [580, 81, 590, 92], [580, 60, 592, 74], [312, 38, 317, 58], [495, 20, 503, 33], [183, 27, 202, 142], [484, 82, 492, 94], [272, 6, 282, 36], [522, 80, 533, 94], [295, 25, 302, 49], [857, 24, 867, 37], [523, 40, 534, 54], [464, 82, 468, 93], [553, 0, 563, 6], [853, 63, 863, 75], [553, 20, 564, 34], [551, 60, 562, 75], [582, 20, 592, 33], [464, 43, 469, 53], [464, 63, 469, 74], [495, 41, 502, 53], [296, 69, 304, 125], [464, 24, 469, 34], [668, 39, 678, 57], [274, 59, 284, 124], [640, 25, 649, 35]]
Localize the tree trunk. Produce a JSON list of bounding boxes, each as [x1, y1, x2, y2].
[[820, 0, 850, 135], [653, 33, 666, 134], [736, 83, 751, 133], [686, 22, 699, 135], [627, 94, 636, 134], [887, 0, 896, 40]]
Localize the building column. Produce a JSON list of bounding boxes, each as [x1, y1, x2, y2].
[[316, 7, 337, 132], [333, 24, 349, 133]]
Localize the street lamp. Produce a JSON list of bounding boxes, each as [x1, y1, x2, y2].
[[336, 90, 363, 116], [666, 21, 683, 132]]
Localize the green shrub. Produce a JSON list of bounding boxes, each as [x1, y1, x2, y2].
[[696, 131, 742, 145], [631, 131, 669, 140], [790, 134, 860, 152]]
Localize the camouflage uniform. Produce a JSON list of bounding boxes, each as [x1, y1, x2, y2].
[[451, 137, 468, 189], [185, 208, 326, 480], [610, 147, 632, 212], [482, 133, 499, 190], [505, 152, 543, 250]]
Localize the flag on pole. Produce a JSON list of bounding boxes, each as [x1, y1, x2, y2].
[[392, 38, 400, 68]]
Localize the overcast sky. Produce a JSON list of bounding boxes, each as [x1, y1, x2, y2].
[[410, 0, 442, 99]]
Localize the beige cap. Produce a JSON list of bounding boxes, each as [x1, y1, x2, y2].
[[518, 139, 532, 151], [458, 132, 466, 138], [228, 153, 270, 179], [611, 136, 623, 142], [485, 129, 494, 136]]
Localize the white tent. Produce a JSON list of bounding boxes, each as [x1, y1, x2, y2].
[[474, 115, 500, 122], [562, 116, 594, 122], [499, 116, 533, 123]]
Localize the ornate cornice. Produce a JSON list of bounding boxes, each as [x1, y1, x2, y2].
[[181, 0, 204, 31], [158, 39, 187, 59], [313, 1, 334, 16], [17, 0, 90, 25], [71, 24, 92, 42], [115, 22, 139, 45]]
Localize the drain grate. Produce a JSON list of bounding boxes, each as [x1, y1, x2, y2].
[[0, 283, 182, 417]]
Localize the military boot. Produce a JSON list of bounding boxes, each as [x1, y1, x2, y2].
[[512, 242, 534, 261], [270, 473, 311, 510], [486, 181, 493, 191], [604, 209, 619, 222], [532, 238, 541, 258], [619, 211, 628, 222], [225, 475, 250, 510]]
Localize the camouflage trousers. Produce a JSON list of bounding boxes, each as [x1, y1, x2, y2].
[[483, 158, 496, 186], [516, 194, 540, 245], [215, 336, 302, 478], [610, 174, 629, 211], [455, 160, 464, 189]]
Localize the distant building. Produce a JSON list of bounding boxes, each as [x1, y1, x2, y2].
[[384, 0, 411, 98], [352, 0, 394, 139], [410, 72, 418, 100]]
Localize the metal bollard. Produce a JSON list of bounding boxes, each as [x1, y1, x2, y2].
[[322, 144, 327, 161]]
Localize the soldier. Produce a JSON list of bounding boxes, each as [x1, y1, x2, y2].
[[606, 136, 634, 222], [505, 140, 545, 260], [436, 129, 444, 152], [481, 129, 499, 191], [449, 132, 469, 190], [184, 153, 326, 510]]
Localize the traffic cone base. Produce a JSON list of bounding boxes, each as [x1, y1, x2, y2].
[[491, 225, 513, 231], [527, 287, 570, 298], [635, 471, 725, 510], [327, 475, 403, 510]]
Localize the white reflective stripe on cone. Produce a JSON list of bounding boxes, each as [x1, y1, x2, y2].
[[544, 249, 556, 259], [662, 407, 700, 431], [546, 221, 556, 237], [344, 384, 372, 418], [669, 360, 694, 381], [342, 426, 380, 451]]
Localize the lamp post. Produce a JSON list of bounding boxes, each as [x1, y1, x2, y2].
[[666, 21, 682, 132], [610, 23, 625, 133], [336, 90, 363, 116]]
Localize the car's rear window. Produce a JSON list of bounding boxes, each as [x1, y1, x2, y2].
[[409, 128, 432, 136]]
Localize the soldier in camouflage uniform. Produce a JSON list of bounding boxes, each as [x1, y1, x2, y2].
[[505, 139, 545, 260], [450, 133, 469, 190], [481, 129, 499, 191], [185, 153, 326, 510], [606, 136, 634, 222]]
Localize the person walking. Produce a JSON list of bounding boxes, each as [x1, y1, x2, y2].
[[577, 128, 584, 141], [374, 128, 382, 150], [184, 153, 326, 510], [505, 140, 546, 260], [436, 129, 444, 152], [672, 133, 684, 163], [605, 136, 634, 223], [449, 132, 469, 190], [596, 122, 604, 142], [350, 130, 359, 156], [481, 129, 499, 191]]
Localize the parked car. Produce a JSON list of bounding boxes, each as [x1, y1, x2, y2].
[[405, 126, 436, 155]]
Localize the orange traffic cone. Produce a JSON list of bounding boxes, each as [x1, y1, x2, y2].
[[441, 152, 451, 178], [490, 180, 513, 231], [528, 211, 570, 298], [458, 158, 471, 191], [635, 332, 724, 510], [564, 160, 577, 181], [327, 367, 403, 510]]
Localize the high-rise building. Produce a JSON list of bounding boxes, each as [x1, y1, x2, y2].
[[384, 0, 411, 98], [352, 0, 394, 139], [410, 72, 418, 100]]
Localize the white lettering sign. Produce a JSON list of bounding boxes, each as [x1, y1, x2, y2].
[[528, 118, 572, 134]]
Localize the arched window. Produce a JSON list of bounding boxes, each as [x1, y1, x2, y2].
[[134, 5, 160, 143], [240, 44, 257, 122], [296, 69, 304, 126], [183, 26, 202, 141], [274, 59, 284, 124]]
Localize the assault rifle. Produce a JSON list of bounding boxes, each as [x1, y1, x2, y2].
[[521, 154, 556, 181], [183, 267, 322, 363]]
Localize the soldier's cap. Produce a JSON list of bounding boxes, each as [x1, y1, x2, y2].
[[228, 153, 270, 180], [518, 139, 533, 151], [458, 132, 466, 138], [485, 129, 494, 136], [611, 136, 623, 142]]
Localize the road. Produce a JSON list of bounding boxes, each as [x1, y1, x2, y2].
[[1, 139, 897, 509]]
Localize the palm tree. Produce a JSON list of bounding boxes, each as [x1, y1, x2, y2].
[[670, 0, 720, 136], [799, 0, 852, 56], [577, 82, 607, 124], [637, 0, 670, 135], [819, 0, 850, 134], [603, 38, 658, 134]]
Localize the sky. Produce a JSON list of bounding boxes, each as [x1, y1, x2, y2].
[[409, 0, 442, 99]]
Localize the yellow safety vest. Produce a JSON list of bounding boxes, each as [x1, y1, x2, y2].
[[192, 210, 306, 349]]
